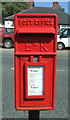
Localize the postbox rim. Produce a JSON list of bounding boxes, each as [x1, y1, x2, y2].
[[14, 13, 58, 18]]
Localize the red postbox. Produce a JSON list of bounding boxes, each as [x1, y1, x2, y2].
[[14, 14, 58, 110]]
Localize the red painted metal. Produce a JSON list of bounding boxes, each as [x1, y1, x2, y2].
[[14, 13, 58, 110]]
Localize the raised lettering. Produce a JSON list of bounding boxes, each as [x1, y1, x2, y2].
[[34, 20, 39, 25], [25, 43, 31, 51], [19, 20, 23, 25], [19, 19, 54, 26], [22, 19, 26, 25], [40, 43, 48, 51], [29, 20, 33, 25], [50, 20, 54, 25]]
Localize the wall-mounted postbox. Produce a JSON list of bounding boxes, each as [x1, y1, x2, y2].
[[14, 14, 58, 110]]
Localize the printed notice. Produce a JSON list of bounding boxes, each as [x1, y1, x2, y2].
[[28, 65, 44, 96]]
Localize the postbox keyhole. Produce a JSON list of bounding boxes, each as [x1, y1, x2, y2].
[[33, 57, 39, 62]]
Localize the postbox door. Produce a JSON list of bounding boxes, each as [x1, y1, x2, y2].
[[15, 55, 55, 109]]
